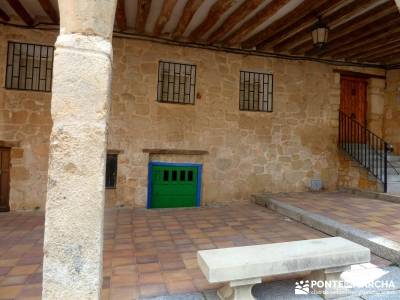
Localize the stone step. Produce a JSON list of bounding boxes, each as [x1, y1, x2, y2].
[[387, 183, 400, 195], [369, 168, 400, 176], [388, 175, 400, 182]]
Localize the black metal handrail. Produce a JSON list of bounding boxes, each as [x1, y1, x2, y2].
[[339, 110, 398, 192]]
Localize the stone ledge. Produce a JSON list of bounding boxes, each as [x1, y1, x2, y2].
[[340, 188, 400, 204], [143, 148, 209, 155], [253, 194, 400, 265]]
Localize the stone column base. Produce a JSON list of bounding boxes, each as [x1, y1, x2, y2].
[[309, 266, 350, 299], [217, 278, 261, 300]]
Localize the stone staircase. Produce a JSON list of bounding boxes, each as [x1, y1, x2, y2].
[[341, 144, 400, 195], [387, 154, 400, 194]]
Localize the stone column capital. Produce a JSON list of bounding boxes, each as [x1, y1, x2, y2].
[[58, 0, 117, 39]]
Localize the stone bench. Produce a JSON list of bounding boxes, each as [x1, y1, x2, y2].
[[197, 237, 370, 300]]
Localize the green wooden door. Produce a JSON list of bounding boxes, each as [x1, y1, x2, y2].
[[151, 165, 198, 208]]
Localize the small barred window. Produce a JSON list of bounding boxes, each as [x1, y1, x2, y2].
[[157, 61, 196, 104], [105, 154, 118, 189], [239, 71, 273, 112], [5, 41, 54, 92]]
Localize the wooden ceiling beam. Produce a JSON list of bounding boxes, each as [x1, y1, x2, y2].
[[6, 0, 34, 26], [174, 0, 205, 37], [365, 50, 400, 64], [222, 0, 291, 46], [0, 8, 10, 22], [38, 0, 59, 23], [334, 33, 400, 59], [154, 0, 177, 35], [272, 0, 392, 53], [189, 0, 235, 40], [358, 44, 400, 61], [135, 0, 152, 33], [207, 0, 264, 44], [289, 2, 396, 55], [304, 13, 400, 57], [241, 0, 324, 49], [258, 0, 345, 51], [115, 0, 127, 31]]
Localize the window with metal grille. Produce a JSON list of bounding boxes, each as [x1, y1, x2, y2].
[[157, 61, 196, 104], [5, 41, 54, 92], [105, 154, 118, 189], [239, 71, 273, 112]]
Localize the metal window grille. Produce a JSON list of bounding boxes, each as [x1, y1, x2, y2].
[[105, 154, 118, 188], [239, 71, 273, 112], [157, 61, 196, 104], [5, 41, 54, 92]]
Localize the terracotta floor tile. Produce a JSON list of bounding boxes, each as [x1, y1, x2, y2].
[[9, 265, 39, 276], [0, 285, 23, 299], [139, 272, 164, 285], [0, 275, 28, 286], [0, 199, 392, 299], [110, 286, 139, 300], [139, 283, 167, 298], [166, 279, 196, 295], [136, 263, 161, 273], [111, 274, 139, 288]]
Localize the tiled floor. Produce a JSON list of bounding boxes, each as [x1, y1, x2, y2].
[[270, 191, 400, 243], [0, 203, 391, 299]]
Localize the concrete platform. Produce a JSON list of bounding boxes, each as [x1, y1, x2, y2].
[[253, 192, 400, 265]]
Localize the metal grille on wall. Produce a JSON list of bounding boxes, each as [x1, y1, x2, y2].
[[157, 61, 196, 104], [105, 154, 118, 189], [239, 71, 273, 112], [5, 41, 54, 92]]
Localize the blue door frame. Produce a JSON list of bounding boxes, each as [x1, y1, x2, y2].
[[147, 161, 203, 208]]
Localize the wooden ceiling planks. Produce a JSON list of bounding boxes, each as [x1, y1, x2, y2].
[[222, 0, 291, 46], [0, 0, 399, 66], [154, 0, 177, 35], [6, 0, 34, 26], [173, 0, 205, 37], [115, 0, 127, 32], [38, 0, 59, 24], [271, 0, 393, 53], [189, 0, 236, 40]]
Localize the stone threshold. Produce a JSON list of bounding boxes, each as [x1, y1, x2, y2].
[[340, 188, 400, 204], [253, 194, 400, 265]]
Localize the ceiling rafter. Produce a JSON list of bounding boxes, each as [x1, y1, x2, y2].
[[153, 0, 177, 35], [0, 8, 10, 22], [222, 0, 291, 46], [207, 0, 264, 44], [359, 44, 400, 61], [6, 0, 34, 26], [367, 50, 400, 64], [115, 0, 127, 31], [37, 0, 59, 23], [271, 0, 392, 53], [334, 32, 400, 59], [306, 16, 400, 57], [135, 0, 152, 33], [289, 2, 397, 55], [241, 0, 323, 49], [189, 0, 235, 40], [256, 0, 346, 51], [173, 0, 205, 37]]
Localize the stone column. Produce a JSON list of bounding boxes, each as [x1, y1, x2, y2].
[[42, 1, 117, 299]]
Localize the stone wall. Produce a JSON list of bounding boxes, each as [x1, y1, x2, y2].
[[106, 38, 386, 208], [0, 26, 56, 210], [0, 26, 388, 210], [385, 70, 400, 155]]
